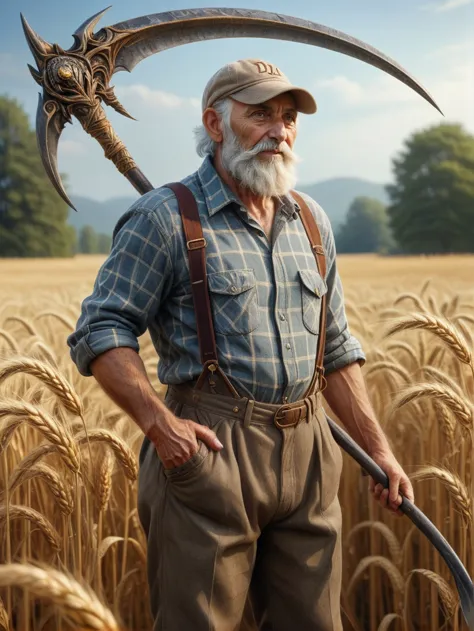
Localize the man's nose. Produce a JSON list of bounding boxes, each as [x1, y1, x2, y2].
[[268, 120, 287, 144]]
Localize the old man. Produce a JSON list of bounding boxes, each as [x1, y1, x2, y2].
[[68, 58, 414, 631]]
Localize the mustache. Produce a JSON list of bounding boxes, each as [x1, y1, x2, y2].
[[245, 138, 296, 160]]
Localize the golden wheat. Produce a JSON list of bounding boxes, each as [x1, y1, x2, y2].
[[0, 506, 61, 552], [0, 357, 83, 416], [407, 569, 458, 620], [5, 463, 74, 516], [0, 564, 119, 630], [410, 466, 472, 526], [74, 429, 138, 482], [0, 400, 81, 472], [384, 312, 472, 365]]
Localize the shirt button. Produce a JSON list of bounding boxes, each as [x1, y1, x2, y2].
[[286, 343, 291, 350], [279, 314, 286, 321], [282, 396, 288, 403], [230, 286, 237, 293]]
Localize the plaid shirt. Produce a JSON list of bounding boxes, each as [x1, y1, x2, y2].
[[67, 156, 365, 404]]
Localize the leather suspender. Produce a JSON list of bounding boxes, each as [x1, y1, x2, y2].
[[165, 183, 218, 366], [166, 183, 327, 396], [291, 190, 327, 394]]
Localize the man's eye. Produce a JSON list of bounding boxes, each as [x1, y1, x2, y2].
[[252, 111, 268, 119], [285, 114, 296, 123]]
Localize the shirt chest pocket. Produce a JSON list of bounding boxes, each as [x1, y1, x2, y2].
[[298, 269, 328, 335], [207, 269, 259, 336]]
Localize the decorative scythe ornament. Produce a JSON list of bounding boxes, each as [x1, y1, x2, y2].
[[21, 7, 473, 628]]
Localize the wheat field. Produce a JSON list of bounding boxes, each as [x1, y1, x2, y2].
[[0, 254, 472, 631]]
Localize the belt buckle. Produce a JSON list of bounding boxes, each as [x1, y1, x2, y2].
[[274, 404, 303, 429]]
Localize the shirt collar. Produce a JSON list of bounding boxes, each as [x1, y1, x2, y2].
[[197, 155, 240, 217], [197, 154, 300, 218]]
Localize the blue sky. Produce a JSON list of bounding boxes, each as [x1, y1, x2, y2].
[[1, 0, 473, 201]]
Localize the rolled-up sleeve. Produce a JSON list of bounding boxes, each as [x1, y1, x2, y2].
[[322, 215, 366, 375], [67, 208, 173, 376]]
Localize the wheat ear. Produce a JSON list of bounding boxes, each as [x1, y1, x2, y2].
[[384, 312, 471, 365], [0, 564, 120, 630], [5, 463, 74, 516], [390, 383, 473, 436], [0, 597, 9, 631], [0, 357, 83, 416], [3, 316, 37, 336], [74, 429, 138, 481], [410, 466, 472, 526], [408, 569, 458, 619], [0, 400, 80, 472], [0, 505, 61, 551], [37, 311, 75, 330]]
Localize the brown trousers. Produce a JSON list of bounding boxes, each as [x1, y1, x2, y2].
[[137, 384, 344, 631]]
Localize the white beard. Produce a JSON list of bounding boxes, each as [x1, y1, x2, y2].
[[220, 123, 300, 198]]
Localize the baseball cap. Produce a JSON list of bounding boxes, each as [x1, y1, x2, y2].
[[202, 58, 317, 114]]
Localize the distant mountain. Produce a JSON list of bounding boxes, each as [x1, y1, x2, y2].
[[298, 177, 389, 230], [68, 177, 389, 235], [69, 195, 138, 236]]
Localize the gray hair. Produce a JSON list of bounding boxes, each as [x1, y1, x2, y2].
[[194, 98, 233, 157]]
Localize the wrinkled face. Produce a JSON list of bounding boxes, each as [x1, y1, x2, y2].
[[220, 92, 300, 197], [230, 92, 298, 154]]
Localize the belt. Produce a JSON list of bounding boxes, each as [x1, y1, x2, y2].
[[167, 384, 322, 429]]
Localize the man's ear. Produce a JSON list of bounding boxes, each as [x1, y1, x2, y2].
[[202, 107, 223, 143]]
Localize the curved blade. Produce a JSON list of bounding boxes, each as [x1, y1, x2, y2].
[[36, 93, 76, 211], [108, 7, 442, 114]]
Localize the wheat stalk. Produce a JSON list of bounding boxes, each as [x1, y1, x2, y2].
[[394, 293, 427, 312], [377, 613, 402, 631], [37, 311, 75, 330], [0, 564, 120, 630], [0, 505, 61, 551], [0, 400, 81, 472], [0, 330, 18, 353], [384, 312, 471, 365], [348, 556, 405, 598], [3, 316, 37, 336], [410, 466, 472, 526], [0, 357, 83, 416], [74, 429, 138, 481], [346, 521, 402, 567]]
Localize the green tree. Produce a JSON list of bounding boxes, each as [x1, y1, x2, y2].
[[97, 233, 112, 254], [386, 123, 474, 254], [336, 196, 395, 254], [79, 225, 98, 254], [0, 96, 75, 257]]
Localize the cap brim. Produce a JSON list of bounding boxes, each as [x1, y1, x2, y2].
[[231, 80, 317, 114]]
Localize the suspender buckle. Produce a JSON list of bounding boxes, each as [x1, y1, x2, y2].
[[187, 237, 207, 250]]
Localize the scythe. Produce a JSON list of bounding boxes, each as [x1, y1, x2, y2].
[[21, 7, 474, 628]]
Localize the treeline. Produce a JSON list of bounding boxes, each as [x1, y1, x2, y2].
[[74, 226, 112, 255], [1, 95, 474, 257]]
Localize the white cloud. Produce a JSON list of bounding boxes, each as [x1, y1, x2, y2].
[[314, 74, 420, 107], [422, 0, 473, 11], [115, 84, 199, 110], [425, 40, 474, 58]]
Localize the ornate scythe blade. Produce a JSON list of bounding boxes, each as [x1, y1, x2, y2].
[[22, 7, 444, 212], [35, 94, 75, 210]]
